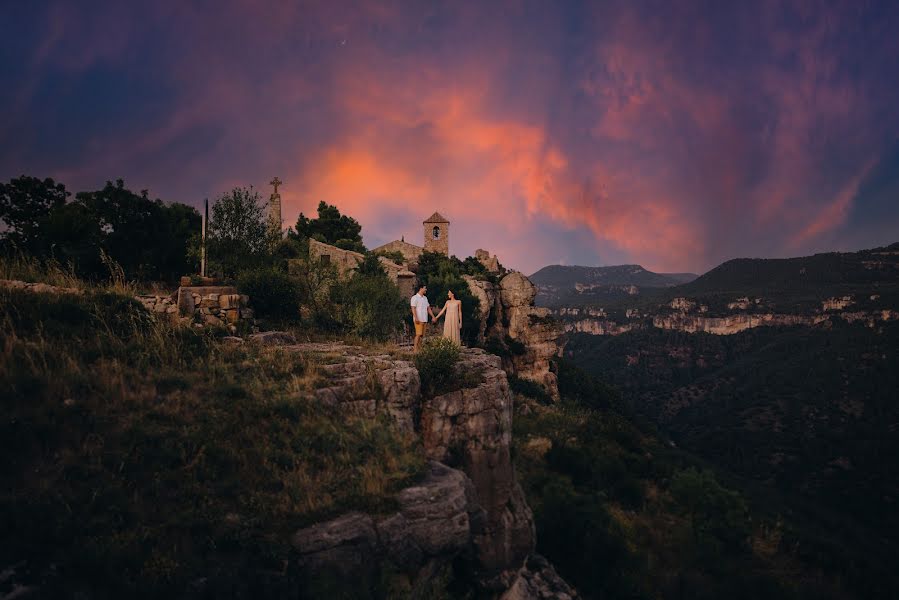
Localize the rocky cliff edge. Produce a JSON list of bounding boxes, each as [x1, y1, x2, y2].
[[286, 343, 576, 598]]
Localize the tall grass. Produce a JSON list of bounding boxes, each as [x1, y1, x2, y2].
[[0, 272, 426, 598], [0, 252, 84, 289]]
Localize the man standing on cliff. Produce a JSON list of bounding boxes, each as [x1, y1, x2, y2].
[[411, 285, 436, 352]]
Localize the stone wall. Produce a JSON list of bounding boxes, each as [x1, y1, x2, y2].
[[308, 238, 364, 278], [475, 248, 501, 273], [140, 286, 253, 327], [371, 239, 425, 266], [299, 239, 416, 296]]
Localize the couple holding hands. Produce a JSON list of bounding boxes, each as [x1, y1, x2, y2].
[[410, 285, 462, 352]]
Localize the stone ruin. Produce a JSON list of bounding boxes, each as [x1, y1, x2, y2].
[[137, 285, 254, 328]]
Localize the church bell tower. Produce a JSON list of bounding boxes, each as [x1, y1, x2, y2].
[[423, 212, 449, 255]]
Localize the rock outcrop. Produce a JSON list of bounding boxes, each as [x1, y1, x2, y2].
[[285, 345, 560, 597], [499, 273, 561, 401], [422, 349, 535, 588], [292, 461, 482, 581], [501, 555, 579, 600], [463, 272, 562, 400]]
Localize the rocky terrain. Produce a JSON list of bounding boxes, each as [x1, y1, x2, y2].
[[286, 343, 575, 597], [465, 272, 561, 400], [559, 303, 899, 336], [541, 243, 899, 338]]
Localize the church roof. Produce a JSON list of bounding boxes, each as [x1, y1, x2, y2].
[[423, 211, 449, 224]]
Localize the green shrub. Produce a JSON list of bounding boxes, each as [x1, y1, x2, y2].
[[414, 337, 462, 397], [509, 376, 552, 404], [505, 335, 527, 355], [331, 269, 407, 341], [237, 267, 300, 320], [329, 254, 408, 340]]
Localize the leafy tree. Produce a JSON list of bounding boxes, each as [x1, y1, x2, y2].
[[41, 202, 105, 276], [670, 467, 750, 554], [237, 268, 300, 321], [206, 186, 273, 278], [0, 176, 70, 254], [74, 179, 200, 281], [289, 201, 366, 252], [355, 253, 386, 277], [330, 255, 406, 340]]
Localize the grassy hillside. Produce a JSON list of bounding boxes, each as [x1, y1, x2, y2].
[[0, 287, 425, 598]]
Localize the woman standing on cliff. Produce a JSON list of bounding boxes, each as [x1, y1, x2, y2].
[[434, 290, 462, 346]]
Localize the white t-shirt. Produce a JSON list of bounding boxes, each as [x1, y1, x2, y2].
[[411, 293, 430, 322]]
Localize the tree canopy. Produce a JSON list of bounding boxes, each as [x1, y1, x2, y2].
[[206, 186, 273, 278], [1, 176, 199, 281], [290, 201, 366, 253], [0, 176, 70, 255]]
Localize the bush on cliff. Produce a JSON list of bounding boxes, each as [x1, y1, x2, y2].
[[331, 255, 407, 340], [414, 337, 461, 397], [237, 267, 300, 320]]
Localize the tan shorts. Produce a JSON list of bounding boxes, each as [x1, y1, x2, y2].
[[414, 322, 426, 336]]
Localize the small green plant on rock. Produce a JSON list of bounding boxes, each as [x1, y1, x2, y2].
[[414, 337, 461, 397]]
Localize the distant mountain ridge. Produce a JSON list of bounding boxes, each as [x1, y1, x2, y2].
[[528, 264, 698, 306], [679, 242, 899, 297]]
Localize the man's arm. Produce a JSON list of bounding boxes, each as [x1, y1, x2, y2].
[[411, 297, 419, 323], [428, 307, 437, 321]]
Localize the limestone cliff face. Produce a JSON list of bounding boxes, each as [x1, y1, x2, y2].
[[286, 343, 576, 598], [464, 273, 562, 400], [421, 350, 535, 589], [556, 308, 899, 337]]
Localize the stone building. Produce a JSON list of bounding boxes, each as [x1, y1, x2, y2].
[[371, 211, 450, 265], [307, 238, 364, 278], [291, 211, 449, 298], [423, 212, 449, 255], [474, 249, 500, 273], [300, 239, 415, 296]]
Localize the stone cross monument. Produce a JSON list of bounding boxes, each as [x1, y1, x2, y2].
[[268, 177, 283, 238]]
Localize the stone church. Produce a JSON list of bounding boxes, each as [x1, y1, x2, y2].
[[370, 211, 450, 264], [302, 211, 451, 299]]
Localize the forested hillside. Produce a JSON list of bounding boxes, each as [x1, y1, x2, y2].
[[558, 322, 899, 598]]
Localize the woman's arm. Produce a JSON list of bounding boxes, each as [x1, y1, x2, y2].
[[435, 306, 446, 319]]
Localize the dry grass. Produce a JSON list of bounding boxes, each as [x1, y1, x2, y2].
[[0, 253, 85, 289], [0, 278, 426, 597]]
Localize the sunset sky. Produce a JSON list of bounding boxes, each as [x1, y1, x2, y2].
[[2, 1, 898, 274]]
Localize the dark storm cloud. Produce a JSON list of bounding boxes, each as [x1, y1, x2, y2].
[[2, 0, 898, 273]]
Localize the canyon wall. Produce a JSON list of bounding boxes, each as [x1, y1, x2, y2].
[[556, 309, 899, 337]]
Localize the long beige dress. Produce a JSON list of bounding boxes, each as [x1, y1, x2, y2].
[[442, 300, 462, 345]]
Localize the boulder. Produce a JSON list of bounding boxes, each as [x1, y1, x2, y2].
[[500, 555, 579, 600], [499, 272, 536, 308], [248, 331, 297, 345], [292, 462, 480, 575]]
